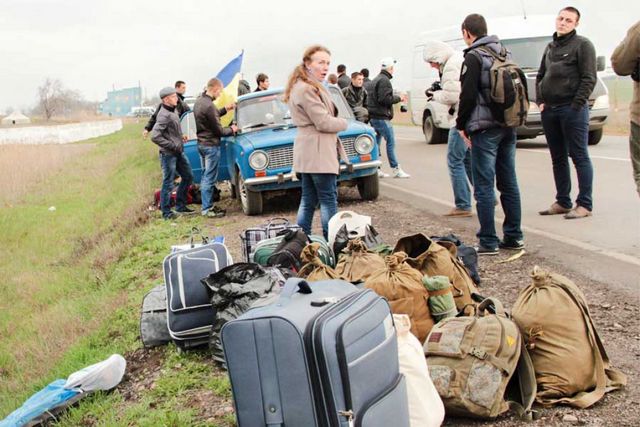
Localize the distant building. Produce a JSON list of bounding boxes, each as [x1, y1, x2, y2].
[[99, 86, 142, 116], [1, 112, 31, 125]]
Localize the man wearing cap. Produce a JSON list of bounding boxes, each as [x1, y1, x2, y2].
[[151, 86, 195, 220], [366, 57, 410, 178], [194, 78, 238, 218], [143, 80, 190, 139]]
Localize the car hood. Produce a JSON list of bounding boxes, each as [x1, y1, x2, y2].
[[239, 120, 373, 150]]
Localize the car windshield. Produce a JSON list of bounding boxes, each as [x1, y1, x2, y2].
[[502, 36, 551, 70]]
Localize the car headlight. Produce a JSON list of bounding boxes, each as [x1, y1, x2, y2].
[[592, 94, 609, 110], [249, 150, 269, 170], [354, 135, 375, 154]]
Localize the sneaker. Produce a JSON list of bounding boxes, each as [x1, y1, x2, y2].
[[176, 206, 196, 215], [443, 208, 473, 217], [163, 211, 178, 220], [393, 166, 410, 179], [378, 169, 390, 178], [203, 206, 226, 218], [476, 245, 499, 256], [499, 239, 525, 250]]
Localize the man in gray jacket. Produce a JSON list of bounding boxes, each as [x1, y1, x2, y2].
[[537, 7, 597, 219], [151, 86, 194, 220]]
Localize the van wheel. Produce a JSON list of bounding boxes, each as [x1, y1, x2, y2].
[[357, 173, 379, 200], [588, 129, 603, 145], [423, 114, 447, 144], [237, 172, 263, 215]]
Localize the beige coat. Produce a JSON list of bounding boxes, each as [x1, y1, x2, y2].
[[288, 80, 348, 174], [611, 20, 640, 125]]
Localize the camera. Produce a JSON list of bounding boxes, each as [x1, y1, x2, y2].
[[429, 81, 442, 92]]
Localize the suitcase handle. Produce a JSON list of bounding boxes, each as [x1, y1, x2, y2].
[[189, 226, 209, 247], [278, 278, 312, 306], [265, 217, 291, 229]]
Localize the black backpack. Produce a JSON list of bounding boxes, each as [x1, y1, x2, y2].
[[475, 46, 529, 127], [431, 234, 481, 285], [266, 229, 311, 272]]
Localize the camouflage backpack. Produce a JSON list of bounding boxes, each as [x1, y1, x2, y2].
[[425, 297, 536, 419]]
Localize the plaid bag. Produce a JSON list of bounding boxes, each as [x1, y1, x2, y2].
[[240, 218, 301, 262]]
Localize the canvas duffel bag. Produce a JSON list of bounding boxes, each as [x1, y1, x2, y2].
[[512, 266, 627, 408], [334, 238, 385, 283]]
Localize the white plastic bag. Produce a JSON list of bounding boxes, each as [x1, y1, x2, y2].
[[394, 314, 445, 427], [327, 211, 371, 248], [64, 354, 126, 392]]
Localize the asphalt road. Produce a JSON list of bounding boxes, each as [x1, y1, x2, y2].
[[378, 125, 640, 293]]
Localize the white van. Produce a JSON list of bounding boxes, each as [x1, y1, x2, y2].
[[410, 15, 609, 145]]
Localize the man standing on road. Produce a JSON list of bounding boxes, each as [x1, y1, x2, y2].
[[337, 64, 350, 89], [456, 14, 524, 254], [361, 68, 373, 95], [537, 7, 597, 219], [367, 57, 410, 178], [194, 78, 238, 218], [143, 80, 190, 139], [423, 40, 472, 217], [611, 20, 640, 197], [151, 87, 195, 220]]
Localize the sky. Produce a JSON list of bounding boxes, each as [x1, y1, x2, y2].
[[1, 0, 638, 113]]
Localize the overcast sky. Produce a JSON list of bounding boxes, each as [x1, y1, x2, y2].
[[1, 0, 638, 113]]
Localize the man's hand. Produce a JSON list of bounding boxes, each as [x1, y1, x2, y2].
[[225, 103, 236, 111], [459, 129, 472, 148], [230, 124, 239, 134], [182, 135, 188, 142], [538, 103, 545, 112], [142, 129, 149, 139], [400, 94, 408, 103]]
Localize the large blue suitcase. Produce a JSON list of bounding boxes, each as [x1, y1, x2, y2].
[[221, 278, 410, 427], [163, 242, 232, 349]]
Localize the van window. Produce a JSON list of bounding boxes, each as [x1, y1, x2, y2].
[[502, 36, 551, 70]]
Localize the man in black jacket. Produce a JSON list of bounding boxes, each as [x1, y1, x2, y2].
[[366, 58, 410, 178], [194, 78, 238, 218], [537, 7, 597, 219], [337, 64, 350, 89], [150, 86, 194, 220], [143, 80, 190, 139], [456, 14, 524, 255], [342, 72, 368, 122], [254, 73, 270, 92]]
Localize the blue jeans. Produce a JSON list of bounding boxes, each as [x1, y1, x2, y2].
[[296, 173, 338, 240], [160, 152, 194, 218], [198, 144, 221, 212], [541, 104, 593, 211], [447, 128, 473, 210], [471, 127, 523, 249], [369, 119, 399, 168]]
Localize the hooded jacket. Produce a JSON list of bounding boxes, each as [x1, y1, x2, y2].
[[423, 40, 464, 126]]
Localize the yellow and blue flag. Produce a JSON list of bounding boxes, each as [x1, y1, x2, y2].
[[213, 50, 243, 127]]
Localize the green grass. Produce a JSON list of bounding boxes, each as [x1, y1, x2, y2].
[[0, 123, 234, 425]]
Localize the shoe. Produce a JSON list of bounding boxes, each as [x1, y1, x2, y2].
[[378, 169, 390, 178], [203, 206, 226, 218], [539, 202, 571, 216], [443, 208, 473, 217], [476, 245, 499, 256], [176, 206, 196, 215], [393, 166, 410, 179], [564, 206, 592, 219], [499, 239, 525, 250], [163, 212, 178, 220]]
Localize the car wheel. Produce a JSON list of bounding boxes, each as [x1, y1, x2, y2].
[[423, 114, 447, 144], [588, 128, 603, 145], [357, 172, 379, 200], [237, 171, 263, 215]]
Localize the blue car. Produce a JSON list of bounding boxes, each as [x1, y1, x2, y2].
[[180, 86, 381, 215]]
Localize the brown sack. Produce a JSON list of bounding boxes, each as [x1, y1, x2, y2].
[[364, 252, 434, 342], [334, 238, 385, 283], [298, 243, 344, 282], [512, 266, 627, 408], [394, 234, 477, 312]]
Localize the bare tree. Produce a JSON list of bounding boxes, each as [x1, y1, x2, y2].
[[37, 78, 64, 120]]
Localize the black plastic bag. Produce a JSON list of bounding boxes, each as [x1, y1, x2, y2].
[[333, 224, 385, 258], [431, 234, 481, 285]]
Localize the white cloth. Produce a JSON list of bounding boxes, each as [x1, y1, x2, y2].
[[64, 354, 126, 392]]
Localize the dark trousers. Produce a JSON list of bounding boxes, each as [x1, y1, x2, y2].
[[160, 152, 193, 217], [541, 104, 593, 211]]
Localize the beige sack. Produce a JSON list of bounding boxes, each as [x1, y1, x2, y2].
[[512, 266, 627, 408], [334, 238, 385, 283], [298, 243, 344, 282]]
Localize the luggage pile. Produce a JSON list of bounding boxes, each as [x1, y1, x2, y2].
[[138, 212, 626, 426]]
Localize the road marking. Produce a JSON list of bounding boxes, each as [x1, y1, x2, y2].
[[379, 181, 640, 268], [518, 148, 630, 162]]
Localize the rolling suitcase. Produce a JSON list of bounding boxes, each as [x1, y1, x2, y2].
[[221, 278, 410, 427], [163, 242, 232, 349]]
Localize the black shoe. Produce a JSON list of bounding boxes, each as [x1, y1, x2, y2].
[[163, 211, 178, 220], [203, 206, 226, 218], [476, 245, 499, 256], [499, 239, 525, 250], [176, 206, 196, 215]]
